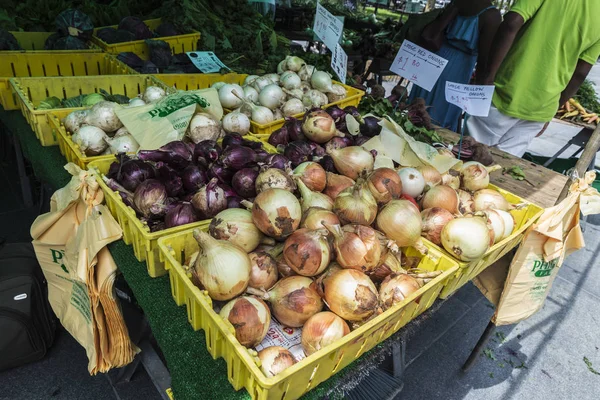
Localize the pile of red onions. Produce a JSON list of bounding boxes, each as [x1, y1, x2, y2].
[[104, 134, 290, 232]]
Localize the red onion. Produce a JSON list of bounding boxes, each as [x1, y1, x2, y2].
[[261, 154, 290, 170], [325, 136, 353, 153], [232, 168, 259, 198], [217, 183, 237, 198], [194, 140, 221, 166], [133, 179, 168, 218], [319, 155, 337, 173], [284, 141, 313, 167], [285, 117, 304, 141], [343, 106, 361, 119], [208, 163, 235, 185], [191, 178, 227, 218], [222, 132, 244, 149], [353, 136, 370, 147], [227, 196, 244, 209], [181, 165, 208, 193], [268, 127, 290, 147], [164, 202, 199, 228], [156, 163, 183, 197], [138, 140, 192, 169], [360, 116, 382, 137], [326, 105, 346, 121], [115, 159, 155, 191], [309, 142, 326, 158], [221, 145, 257, 170]]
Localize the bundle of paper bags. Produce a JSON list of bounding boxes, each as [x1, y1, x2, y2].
[[30, 164, 138, 374]]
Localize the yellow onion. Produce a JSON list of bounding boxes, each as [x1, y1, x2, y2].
[[457, 189, 475, 215], [460, 161, 489, 192], [366, 168, 403, 206], [484, 209, 515, 243], [421, 185, 459, 214], [301, 311, 350, 356], [301, 207, 341, 230], [192, 229, 251, 301], [441, 170, 461, 190], [255, 168, 296, 194], [323, 269, 379, 321], [275, 254, 297, 278], [297, 179, 334, 213], [219, 296, 270, 347], [283, 229, 332, 276], [248, 252, 279, 290], [324, 223, 381, 272], [294, 162, 326, 192], [473, 189, 509, 211], [302, 110, 342, 143], [258, 346, 296, 377], [327, 146, 375, 180], [209, 208, 265, 252], [441, 216, 490, 261], [417, 165, 442, 187], [421, 207, 455, 245], [324, 172, 355, 199], [370, 247, 405, 282], [333, 180, 378, 226], [379, 274, 421, 310], [248, 189, 302, 240], [249, 276, 323, 327], [437, 147, 455, 158], [377, 200, 423, 248]]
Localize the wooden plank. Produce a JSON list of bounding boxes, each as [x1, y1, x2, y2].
[[437, 128, 568, 209]]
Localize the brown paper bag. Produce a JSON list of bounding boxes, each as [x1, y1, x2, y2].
[[492, 172, 600, 326]]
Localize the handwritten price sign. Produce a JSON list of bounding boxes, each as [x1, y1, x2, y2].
[[313, 1, 344, 50], [331, 43, 348, 84], [445, 82, 495, 116], [186, 51, 229, 73], [390, 40, 448, 91]]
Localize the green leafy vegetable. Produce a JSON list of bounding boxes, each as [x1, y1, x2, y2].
[[37, 96, 62, 110], [584, 357, 600, 375], [483, 348, 497, 361], [576, 80, 600, 115], [503, 166, 526, 181]]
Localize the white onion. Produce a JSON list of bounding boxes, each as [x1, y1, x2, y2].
[[104, 134, 139, 154], [273, 108, 283, 120], [264, 73, 280, 84], [243, 86, 259, 104], [302, 90, 328, 108], [398, 167, 426, 198], [247, 103, 275, 125], [219, 84, 245, 109], [253, 76, 275, 92], [311, 71, 334, 93], [84, 101, 123, 132], [282, 99, 304, 117], [187, 112, 221, 143], [277, 60, 288, 74], [284, 88, 304, 100], [75, 125, 108, 155], [259, 84, 285, 110], [280, 71, 302, 90], [327, 84, 347, 103], [486, 209, 514, 243], [211, 81, 227, 91], [63, 110, 87, 133], [244, 75, 260, 86], [222, 112, 250, 135], [128, 98, 146, 108], [441, 216, 491, 261], [298, 64, 316, 81], [286, 56, 306, 72], [142, 86, 166, 103]]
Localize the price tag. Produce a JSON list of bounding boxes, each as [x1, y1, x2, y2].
[[313, 1, 344, 50], [331, 43, 348, 84], [445, 82, 495, 116], [186, 51, 230, 73], [390, 40, 448, 91]]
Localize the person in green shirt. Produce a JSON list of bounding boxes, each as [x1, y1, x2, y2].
[[465, 0, 600, 157]]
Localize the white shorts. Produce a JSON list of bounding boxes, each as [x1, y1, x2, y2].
[[465, 106, 546, 157]]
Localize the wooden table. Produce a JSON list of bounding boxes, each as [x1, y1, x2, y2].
[[437, 128, 569, 209]]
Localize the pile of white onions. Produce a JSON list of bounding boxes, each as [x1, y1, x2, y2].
[[212, 56, 348, 126]]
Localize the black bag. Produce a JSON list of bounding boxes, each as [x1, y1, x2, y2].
[[0, 242, 56, 372]]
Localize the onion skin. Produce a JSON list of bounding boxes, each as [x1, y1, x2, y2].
[[325, 223, 381, 272], [333, 180, 378, 226], [301, 207, 341, 230], [324, 172, 354, 200], [220, 296, 270, 347], [377, 200, 423, 248], [442, 171, 461, 190], [323, 269, 379, 321], [460, 161, 489, 192], [262, 276, 323, 327], [294, 162, 326, 192], [417, 165, 442, 187], [457, 190, 475, 215], [302, 110, 341, 144], [370, 248, 404, 282], [421, 185, 459, 214], [301, 311, 350, 356], [209, 208, 264, 252], [367, 168, 403, 206], [283, 229, 332, 277], [249, 252, 279, 290], [328, 146, 375, 180], [379, 274, 421, 311], [441, 216, 491, 261], [473, 189, 509, 211], [258, 346, 296, 377], [421, 207, 454, 246], [251, 189, 302, 240]]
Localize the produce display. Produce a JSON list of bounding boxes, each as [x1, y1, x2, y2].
[[211, 56, 352, 127], [556, 98, 599, 125], [59, 86, 168, 156], [96, 17, 183, 44]]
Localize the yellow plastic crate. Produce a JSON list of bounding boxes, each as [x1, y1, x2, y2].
[[5, 31, 100, 52], [428, 185, 544, 299], [10, 74, 164, 146], [0, 52, 133, 111], [158, 228, 458, 399], [91, 18, 200, 59], [153, 73, 365, 135]]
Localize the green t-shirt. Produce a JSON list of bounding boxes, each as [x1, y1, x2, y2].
[[493, 0, 600, 122]]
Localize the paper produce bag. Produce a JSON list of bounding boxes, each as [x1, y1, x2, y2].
[[493, 172, 600, 326], [116, 88, 222, 150]]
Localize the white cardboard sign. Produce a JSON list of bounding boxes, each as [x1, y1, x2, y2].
[[186, 51, 229, 73], [390, 40, 448, 91], [331, 43, 348, 84], [313, 1, 344, 50], [445, 82, 495, 116]]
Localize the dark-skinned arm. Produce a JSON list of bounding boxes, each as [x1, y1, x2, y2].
[[420, 3, 459, 51], [558, 59, 594, 106], [480, 11, 525, 85], [474, 9, 502, 84]]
